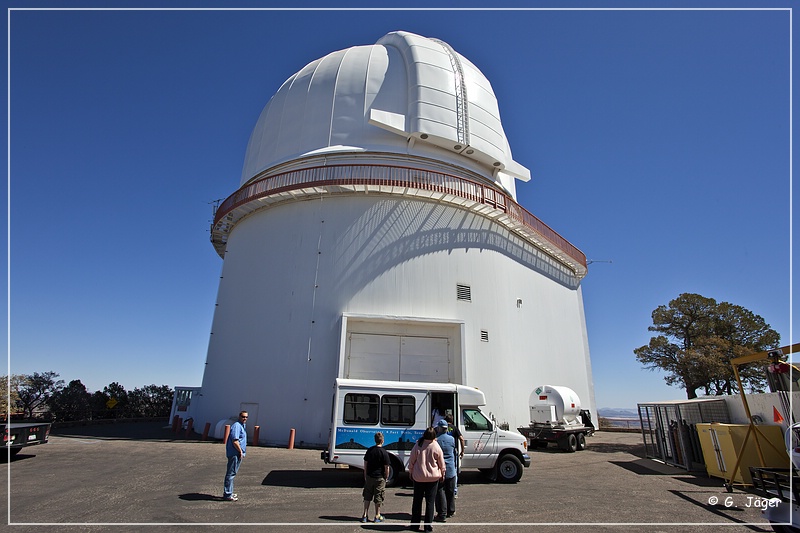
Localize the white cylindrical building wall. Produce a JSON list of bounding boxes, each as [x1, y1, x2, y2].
[[197, 195, 594, 446]]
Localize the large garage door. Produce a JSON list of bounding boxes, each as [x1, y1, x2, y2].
[[346, 333, 450, 382]]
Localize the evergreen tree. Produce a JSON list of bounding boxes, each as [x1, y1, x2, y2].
[[635, 293, 779, 398], [48, 380, 92, 421]]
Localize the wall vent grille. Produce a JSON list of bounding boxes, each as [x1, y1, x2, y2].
[[456, 284, 472, 302], [480, 330, 489, 342]]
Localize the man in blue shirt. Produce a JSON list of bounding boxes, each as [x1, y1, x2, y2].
[[434, 419, 456, 521], [223, 411, 248, 501]]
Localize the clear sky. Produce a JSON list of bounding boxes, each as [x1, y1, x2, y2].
[[6, 2, 796, 410]]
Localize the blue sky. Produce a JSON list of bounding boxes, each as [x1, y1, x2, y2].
[[6, 3, 796, 410]]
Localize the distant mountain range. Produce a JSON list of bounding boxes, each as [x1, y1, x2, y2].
[[597, 408, 639, 418]]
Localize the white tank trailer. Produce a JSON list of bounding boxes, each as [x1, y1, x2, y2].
[[518, 385, 595, 452]]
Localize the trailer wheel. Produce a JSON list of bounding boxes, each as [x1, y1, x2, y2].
[[576, 433, 587, 451], [558, 433, 578, 453], [495, 454, 523, 483]]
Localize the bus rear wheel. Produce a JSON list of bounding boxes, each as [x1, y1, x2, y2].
[[386, 456, 403, 487]]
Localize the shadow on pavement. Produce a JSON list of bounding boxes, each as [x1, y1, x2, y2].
[[51, 420, 217, 443], [668, 489, 771, 531], [262, 468, 493, 491], [528, 441, 645, 456], [584, 441, 646, 456], [1, 452, 39, 463], [319, 515, 365, 522], [674, 475, 730, 488], [448, 471, 492, 486], [379, 511, 412, 522], [610, 459, 687, 475], [318, 513, 410, 530], [179, 493, 225, 502], [263, 469, 363, 488], [610, 459, 733, 493]]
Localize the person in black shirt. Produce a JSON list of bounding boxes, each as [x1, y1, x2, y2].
[[361, 432, 391, 523]]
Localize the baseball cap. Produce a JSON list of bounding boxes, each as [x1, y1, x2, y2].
[[436, 419, 448, 428]]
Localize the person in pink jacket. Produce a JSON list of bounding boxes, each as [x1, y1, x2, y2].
[[408, 427, 445, 532]]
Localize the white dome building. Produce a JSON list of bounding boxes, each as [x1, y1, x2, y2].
[[192, 31, 595, 447]]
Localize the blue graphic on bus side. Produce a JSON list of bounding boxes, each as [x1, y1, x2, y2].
[[335, 427, 424, 452]]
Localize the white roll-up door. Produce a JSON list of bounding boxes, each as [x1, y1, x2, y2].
[[347, 333, 401, 381], [346, 333, 450, 382], [399, 336, 449, 382]]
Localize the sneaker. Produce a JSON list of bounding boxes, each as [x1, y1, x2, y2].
[[223, 494, 238, 501], [374, 515, 384, 523], [361, 516, 368, 523]]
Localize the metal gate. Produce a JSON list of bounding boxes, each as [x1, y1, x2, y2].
[[638, 399, 730, 471]]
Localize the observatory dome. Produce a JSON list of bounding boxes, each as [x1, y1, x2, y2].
[[240, 31, 531, 197], [194, 30, 595, 449]]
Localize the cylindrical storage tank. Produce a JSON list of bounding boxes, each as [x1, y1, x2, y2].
[[529, 385, 582, 425]]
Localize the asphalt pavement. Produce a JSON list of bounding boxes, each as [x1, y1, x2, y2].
[[3, 421, 778, 532]]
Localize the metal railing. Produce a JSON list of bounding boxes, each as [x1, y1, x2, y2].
[[212, 164, 586, 271]]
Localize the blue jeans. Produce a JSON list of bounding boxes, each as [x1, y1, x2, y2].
[[223, 454, 242, 497], [436, 476, 456, 517]]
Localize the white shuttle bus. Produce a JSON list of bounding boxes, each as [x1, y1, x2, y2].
[[321, 378, 531, 484]]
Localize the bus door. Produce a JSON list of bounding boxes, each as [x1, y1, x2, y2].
[[430, 392, 456, 427]]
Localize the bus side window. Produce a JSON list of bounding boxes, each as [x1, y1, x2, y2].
[[343, 393, 379, 425], [381, 395, 415, 426]]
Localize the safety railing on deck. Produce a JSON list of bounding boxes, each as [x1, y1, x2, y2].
[[213, 164, 586, 270]]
